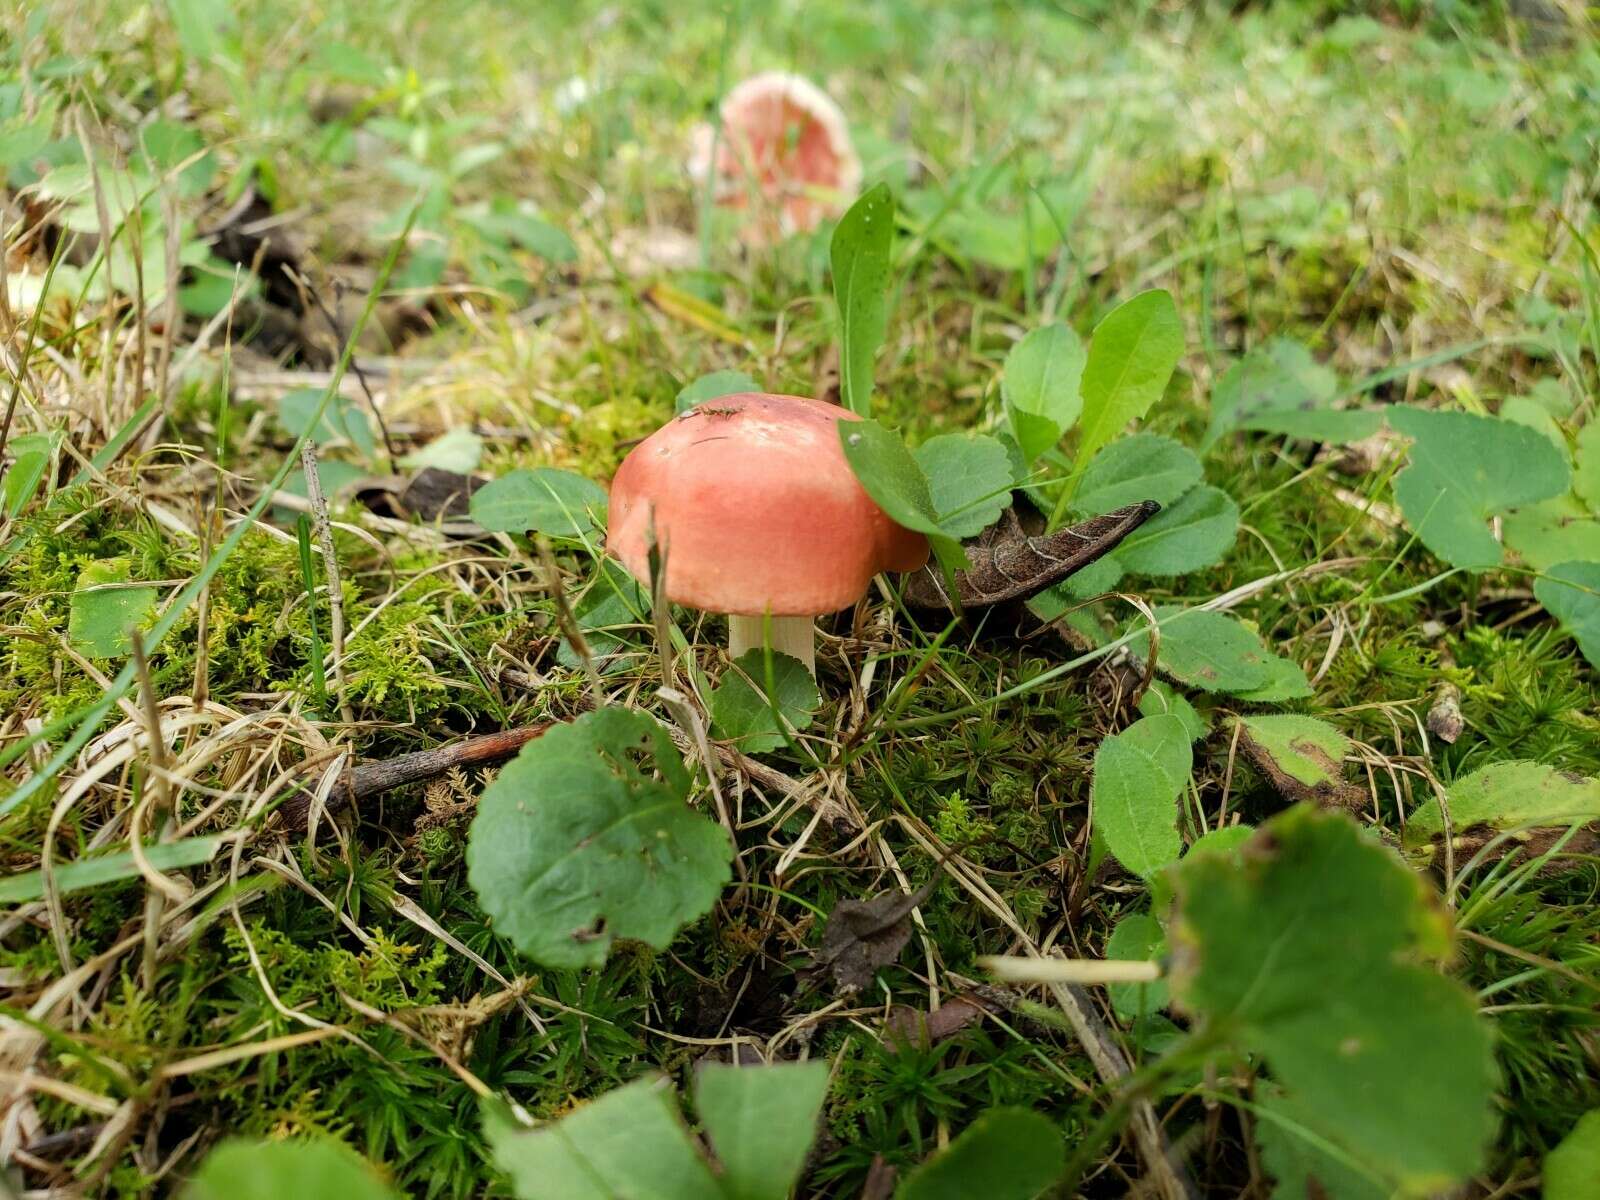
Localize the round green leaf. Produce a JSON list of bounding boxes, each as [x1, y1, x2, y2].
[[466, 708, 732, 968]]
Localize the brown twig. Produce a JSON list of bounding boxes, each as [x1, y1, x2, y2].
[[279, 723, 553, 831]]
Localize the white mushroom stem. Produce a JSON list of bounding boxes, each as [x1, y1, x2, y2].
[[727, 614, 817, 677]]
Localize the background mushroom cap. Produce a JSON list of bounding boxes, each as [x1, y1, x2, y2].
[[607, 393, 928, 616], [687, 71, 862, 241]]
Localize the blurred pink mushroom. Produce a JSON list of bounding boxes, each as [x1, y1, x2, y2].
[[689, 72, 862, 244]]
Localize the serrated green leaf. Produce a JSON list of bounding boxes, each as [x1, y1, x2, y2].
[[1002, 323, 1085, 465], [466, 708, 732, 968], [1129, 606, 1274, 693], [898, 1108, 1063, 1200], [184, 1137, 399, 1200], [1072, 290, 1183, 492], [487, 1076, 720, 1200], [1401, 761, 1600, 858], [1504, 495, 1600, 571], [1169, 807, 1495, 1192], [69, 558, 158, 659], [278, 387, 376, 459], [913, 432, 1013, 538], [1576, 422, 1600, 514], [1544, 1110, 1600, 1200], [831, 183, 894, 417], [1389, 407, 1569, 571], [696, 1062, 829, 1200], [1204, 338, 1378, 450], [1536, 560, 1600, 670], [398, 428, 484, 473], [1114, 485, 1238, 577], [1234, 716, 1358, 807], [710, 651, 819, 754], [1105, 913, 1169, 1021], [675, 370, 760, 414], [1091, 714, 1191, 879], [470, 467, 608, 538], [1071, 433, 1202, 517]]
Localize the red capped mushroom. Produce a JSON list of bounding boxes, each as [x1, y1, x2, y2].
[[688, 72, 862, 244], [607, 393, 928, 675]]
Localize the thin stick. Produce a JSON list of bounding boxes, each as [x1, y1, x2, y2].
[[300, 443, 353, 724], [279, 723, 552, 830]]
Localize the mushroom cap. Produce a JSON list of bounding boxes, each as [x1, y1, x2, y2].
[[607, 393, 929, 616], [687, 72, 862, 242]]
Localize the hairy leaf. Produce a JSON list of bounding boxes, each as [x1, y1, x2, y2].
[[1402, 761, 1600, 864], [1233, 715, 1361, 809], [1071, 433, 1202, 517], [1091, 714, 1192, 878], [1114, 484, 1239, 577], [1105, 913, 1169, 1021], [914, 432, 1017, 538], [676, 370, 761, 414], [1535, 560, 1600, 670], [1544, 1110, 1600, 1200], [696, 1062, 830, 1200], [711, 650, 819, 753], [1128, 606, 1275, 694], [1504, 496, 1600, 571], [69, 558, 158, 659], [487, 1078, 720, 1199], [1204, 338, 1378, 449]]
